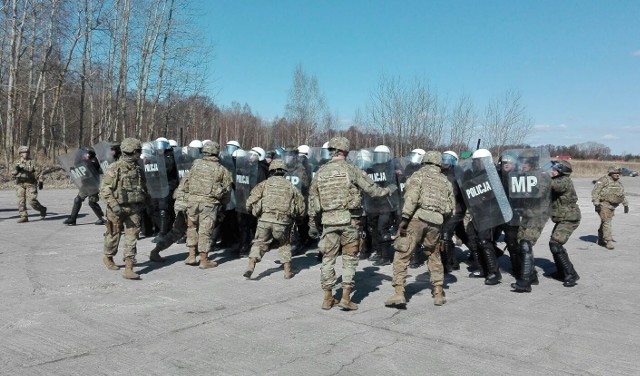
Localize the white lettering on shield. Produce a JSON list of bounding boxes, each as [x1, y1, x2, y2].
[[144, 163, 159, 172], [368, 172, 387, 182], [286, 176, 300, 185], [237, 175, 250, 184], [511, 176, 538, 193], [71, 166, 87, 179], [466, 181, 493, 199]]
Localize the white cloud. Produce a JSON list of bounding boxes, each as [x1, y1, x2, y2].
[[533, 123, 567, 131], [602, 134, 620, 140], [633, 50, 640, 57]]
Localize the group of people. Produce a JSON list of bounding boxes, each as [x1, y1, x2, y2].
[[11, 138, 630, 310]]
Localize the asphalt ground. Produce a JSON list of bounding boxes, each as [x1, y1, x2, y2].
[[1, 177, 639, 375]]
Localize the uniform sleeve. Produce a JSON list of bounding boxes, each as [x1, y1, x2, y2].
[[401, 173, 421, 219], [591, 177, 605, 205], [351, 165, 390, 198], [308, 175, 320, 218], [246, 181, 265, 216], [445, 179, 455, 217], [100, 165, 118, 209], [293, 187, 306, 219]]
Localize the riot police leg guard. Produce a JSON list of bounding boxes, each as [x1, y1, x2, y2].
[[512, 240, 535, 292], [63, 196, 83, 225], [88, 200, 105, 225], [506, 242, 521, 278], [444, 235, 460, 271], [481, 240, 501, 285], [550, 242, 580, 287], [468, 246, 485, 278], [152, 210, 170, 243]]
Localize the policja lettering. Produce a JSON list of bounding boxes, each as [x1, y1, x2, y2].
[[144, 163, 159, 172], [368, 172, 387, 182], [237, 174, 250, 184], [466, 181, 493, 199]]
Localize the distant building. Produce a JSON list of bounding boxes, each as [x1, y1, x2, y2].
[[555, 155, 572, 160]]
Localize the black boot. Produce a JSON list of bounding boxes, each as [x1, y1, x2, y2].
[[511, 240, 535, 292], [506, 242, 521, 278], [63, 196, 83, 225], [153, 210, 170, 243], [441, 240, 452, 273], [468, 246, 485, 278], [481, 240, 501, 285], [88, 200, 105, 225], [550, 242, 580, 287]]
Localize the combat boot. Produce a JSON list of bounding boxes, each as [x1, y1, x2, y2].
[[321, 289, 339, 310], [243, 258, 257, 278], [338, 286, 358, 311], [605, 241, 615, 250], [149, 247, 165, 262], [40, 207, 47, 220], [432, 285, 446, 306], [184, 246, 198, 265], [64, 197, 82, 225], [17, 217, 28, 223], [103, 255, 120, 270], [198, 252, 217, 269], [283, 262, 293, 279], [384, 285, 406, 307], [122, 258, 140, 280]]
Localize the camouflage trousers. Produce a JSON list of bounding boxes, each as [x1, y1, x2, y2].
[[597, 205, 616, 242], [550, 220, 580, 245], [16, 182, 45, 218], [103, 204, 142, 260], [248, 221, 293, 263], [186, 202, 221, 254], [319, 217, 362, 290], [392, 218, 444, 288], [517, 216, 548, 245]]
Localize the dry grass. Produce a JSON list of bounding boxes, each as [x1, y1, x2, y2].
[[568, 160, 640, 178]]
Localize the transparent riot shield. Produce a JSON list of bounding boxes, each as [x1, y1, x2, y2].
[[274, 150, 311, 194], [502, 148, 552, 227], [58, 149, 101, 196], [347, 149, 373, 171], [93, 141, 117, 173], [307, 147, 327, 179], [173, 147, 200, 180], [363, 159, 401, 214], [140, 144, 169, 199], [233, 154, 259, 214], [455, 155, 513, 231]]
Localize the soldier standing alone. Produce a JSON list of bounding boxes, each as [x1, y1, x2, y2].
[[308, 136, 396, 311], [243, 159, 306, 279], [12, 146, 47, 223], [592, 165, 629, 250], [100, 138, 147, 280], [384, 151, 454, 308]]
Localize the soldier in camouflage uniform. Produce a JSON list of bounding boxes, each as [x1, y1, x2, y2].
[[308, 136, 396, 311], [148, 174, 190, 262], [592, 165, 629, 250], [100, 138, 148, 280], [547, 160, 580, 287], [12, 146, 47, 223], [385, 151, 454, 308], [243, 159, 306, 279], [185, 141, 233, 269]]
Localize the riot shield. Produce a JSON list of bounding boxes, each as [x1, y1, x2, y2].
[[173, 147, 201, 180], [93, 141, 117, 172], [58, 149, 101, 196], [455, 155, 513, 231], [140, 144, 169, 199], [502, 148, 552, 226], [233, 154, 259, 214], [347, 149, 373, 171], [274, 150, 311, 193], [307, 147, 327, 179], [363, 159, 401, 214]]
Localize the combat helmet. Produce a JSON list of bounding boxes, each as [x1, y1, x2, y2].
[[422, 150, 442, 166], [121, 138, 142, 154], [327, 136, 350, 152], [18, 145, 29, 154], [552, 159, 573, 175], [608, 165, 621, 175], [202, 141, 220, 156], [269, 159, 288, 172]]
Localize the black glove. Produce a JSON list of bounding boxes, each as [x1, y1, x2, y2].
[[38, 181, 43, 190], [15, 165, 23, 173], [111, 205, 123, 217], [594, 205, 601, 213], [624, 206, 629, 214], [308, 226, 320, 240], [397, 218, 410, 237]]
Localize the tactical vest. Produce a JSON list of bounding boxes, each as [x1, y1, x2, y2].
[[263, 177, 295, 216], [418, 172, 451, 215], [112, 161, 145, 204], [602, 179, 625, 205], [188, 161, 227, 199], [317, 166, 350, 212]]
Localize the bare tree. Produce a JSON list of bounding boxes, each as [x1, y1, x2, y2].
[[284, 64, 329, 146], [446, 94, 477, 155], [480, 89, 533, 155]]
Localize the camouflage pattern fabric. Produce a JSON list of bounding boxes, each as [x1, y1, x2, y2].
[[248, 222, 294, 263], [319, 218, 362, 290], [392, 218, 444, 288], [549, 174, 581, 245], [103, 204, 143, 260], [401, 164, 455, 225], [247, 176, 305, 224], [592, 175, 628, 207], [15, 182, 45, 219]]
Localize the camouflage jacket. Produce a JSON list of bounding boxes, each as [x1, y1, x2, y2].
[[173, 174, 189, 212], [100, 155, 148, 208], [247, 176, 305, 225], [309, 158, 391, 225], [402, 164, 454, 225], [551, 175, 581, 222], [592, 175, 628, 207], [13, 157, 41, 185], [187, 156, 233, 205]]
